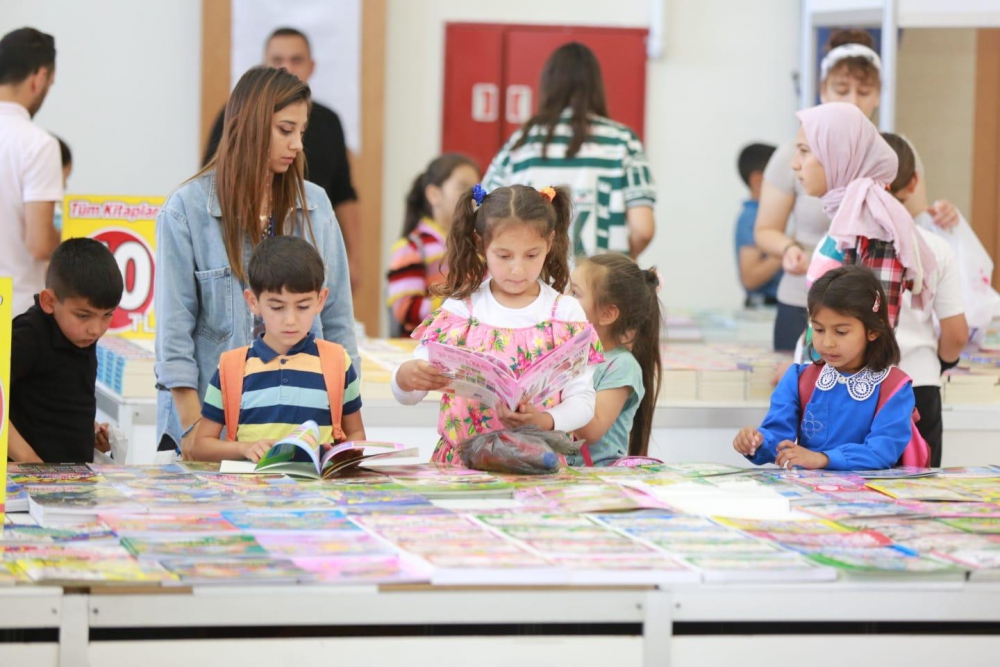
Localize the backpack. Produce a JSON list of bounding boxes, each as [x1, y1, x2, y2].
[[218, 339, 347, 443], [797, 364, 930, 468]]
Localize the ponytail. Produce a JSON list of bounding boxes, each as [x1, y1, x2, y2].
[[435, 189, 486, 301], [629, 267, 662, 456], [542, 186, 572, 293], [580, 255, 663, 457], [401, 172, 429, 239]]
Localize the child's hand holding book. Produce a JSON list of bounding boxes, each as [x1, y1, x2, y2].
[[240, 439, 277, 463], [397, 360, 451, 392]]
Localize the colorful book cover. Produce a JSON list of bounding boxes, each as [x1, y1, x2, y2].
[[255, 533, 392, 558], [750, 530, 894, 550], [121, 534, 267, 559], [804, 547, 964, 576], [159, 557, 306, 585], [292, 555, 431, 585], [892, 532, 1000, 553], [865, 479, 984, 502], [9, 464, 102, 486], [236, 493, 339, 512], [713, 517, 848, 534], [684, 553, 837, 582], [221, 510, 353, 532], [425, 328, 594, 410], [854, 467, 938, 480], [938, 517, 1000, 534], [1, 524, 117, 544], [15, 557, 169, 585], [4, 481, 27, 513], [100, 513, 239, 536], [0, 561, 25, 585], [799, 501, 927, 522]]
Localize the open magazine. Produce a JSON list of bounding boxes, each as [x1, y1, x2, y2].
[[425, 328, 593, 410], [219, 421, 416, 480]]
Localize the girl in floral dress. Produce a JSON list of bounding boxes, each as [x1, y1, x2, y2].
[[392, 184, 603, 465]]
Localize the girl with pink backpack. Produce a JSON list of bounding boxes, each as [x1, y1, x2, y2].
[[734, 265, 929, 470]]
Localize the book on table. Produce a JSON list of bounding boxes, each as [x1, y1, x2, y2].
[[424, 328, 593, 410], [219, 420, 416, 480]]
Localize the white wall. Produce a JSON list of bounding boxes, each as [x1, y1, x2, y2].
[[0, 0, 202, 197], [382, 0, 802, 310], [896, 28, 977, 218]]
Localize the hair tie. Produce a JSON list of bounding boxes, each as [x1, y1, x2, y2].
[[471, 184, 487, 207], [648, 267, 662, 294], [872, 290, 881, 313], [538, 186, 556, 203]]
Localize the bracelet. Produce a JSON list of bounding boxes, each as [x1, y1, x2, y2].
[[181, 417, 202, 438], [782, 240, 803, 256]]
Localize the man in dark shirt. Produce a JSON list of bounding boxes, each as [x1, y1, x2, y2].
[[203, 27, 362, 290], [9, 238, 123, 463]]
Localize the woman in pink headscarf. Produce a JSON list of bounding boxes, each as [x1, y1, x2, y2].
[[792, 102, 936, 326]]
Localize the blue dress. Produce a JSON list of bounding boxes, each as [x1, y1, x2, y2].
[[747, 363, 914, 470]]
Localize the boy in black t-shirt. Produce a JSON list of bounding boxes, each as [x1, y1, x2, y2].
[[9, 238, 123, 462]]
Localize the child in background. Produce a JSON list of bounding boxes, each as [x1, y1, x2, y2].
[[735, 265, 916, 470], [9, 238, 123, 463], [796, 102, 937, 328], [393, 184, 603, 465], [881, 133, 968, 466], [734, 143, 782, 307], [193, 236, 365, 462], [386, 154, 479, 336], [569, 254, 662, 465]]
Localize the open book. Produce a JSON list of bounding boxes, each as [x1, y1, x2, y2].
[[219, 421, 416, 480], [425, 328, 594, 410]]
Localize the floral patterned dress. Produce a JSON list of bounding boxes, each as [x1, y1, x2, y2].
[[412, 293, 604, 465]]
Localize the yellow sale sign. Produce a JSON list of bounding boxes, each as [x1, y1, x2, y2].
[[0, 278, 11, 517], [62, 195, 164, 339]]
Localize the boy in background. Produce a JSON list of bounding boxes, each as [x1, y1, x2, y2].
[[735, 143, 781, 307], [9, 238, 123, 462], [191, 236, 365, 462]]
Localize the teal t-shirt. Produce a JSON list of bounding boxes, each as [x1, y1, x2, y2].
[[567, 347, 645, 466]]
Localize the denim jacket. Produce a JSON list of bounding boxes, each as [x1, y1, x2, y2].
[[154, 172, 359, 447]]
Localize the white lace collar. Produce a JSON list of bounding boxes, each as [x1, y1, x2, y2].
[[815, 364, 890, 402]]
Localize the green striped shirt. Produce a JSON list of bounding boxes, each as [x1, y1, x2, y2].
[[483, 110, 656, 257]]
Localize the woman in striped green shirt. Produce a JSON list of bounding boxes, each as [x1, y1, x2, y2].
[[483, 42, 656, 260]]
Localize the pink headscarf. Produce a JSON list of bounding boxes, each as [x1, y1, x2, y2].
[[797, 102, 936, 306]]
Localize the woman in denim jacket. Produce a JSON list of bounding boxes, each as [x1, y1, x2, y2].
[[154, 67, 359, 455]]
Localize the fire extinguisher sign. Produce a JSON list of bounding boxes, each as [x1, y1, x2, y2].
[[62, 195, 164, 339]]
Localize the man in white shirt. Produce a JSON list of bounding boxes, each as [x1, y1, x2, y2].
[[0, 28, 62, 317], [896, 228, 968, 467]]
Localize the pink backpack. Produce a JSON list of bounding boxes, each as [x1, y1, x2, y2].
[[797, 364, 930, 468]]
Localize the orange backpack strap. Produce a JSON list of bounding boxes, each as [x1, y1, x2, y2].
[[316, 339, 347, 442], [218, 346, 250, 442]]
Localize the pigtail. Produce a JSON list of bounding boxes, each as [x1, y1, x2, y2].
[[542, 185, 573, 293], [628, 267, 663, 456], [401, 171, 429, 239], [435, 190, 486, 301]]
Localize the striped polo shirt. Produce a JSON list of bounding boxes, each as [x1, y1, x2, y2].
[[202, 333, 361, 443], [386, 217, 447, 335], [482, 109, 656, 257]]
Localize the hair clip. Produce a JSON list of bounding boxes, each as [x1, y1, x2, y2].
[[538, 186, 556, 203], [872, 291, 881, 313], [472, 184, 488, 207]]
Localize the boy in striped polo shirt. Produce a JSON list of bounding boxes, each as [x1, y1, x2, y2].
[[191, 236, 364, 462]]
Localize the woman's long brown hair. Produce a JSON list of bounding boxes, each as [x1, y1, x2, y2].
[[194, 66, 314, 283]]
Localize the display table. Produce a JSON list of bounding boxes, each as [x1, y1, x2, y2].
[[2, 583, 998, 666]]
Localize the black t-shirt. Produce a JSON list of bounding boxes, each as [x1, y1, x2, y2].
[[202, 101, 358, 208], [10, 297, 98, 463]]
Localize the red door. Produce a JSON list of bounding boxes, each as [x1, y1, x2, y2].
[[442, 23, 649, 174], [442, 24, 505, 173]]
